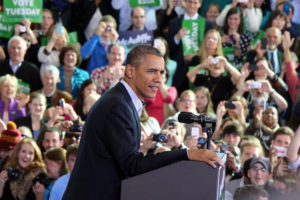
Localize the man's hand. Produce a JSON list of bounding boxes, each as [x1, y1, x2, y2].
[[175, 27, 188, 41], [187, 149, 224, 168]]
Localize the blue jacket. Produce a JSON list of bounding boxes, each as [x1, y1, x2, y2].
[[80, 34, 109, 74], [56, 66, 89, 99]]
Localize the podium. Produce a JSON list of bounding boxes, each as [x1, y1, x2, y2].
[[121, 153, 226, 200]]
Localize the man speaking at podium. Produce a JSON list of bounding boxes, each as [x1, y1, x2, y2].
[[62, 45, 223, 200]]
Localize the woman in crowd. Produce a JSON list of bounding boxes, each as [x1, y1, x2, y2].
[[56, 44, 89, 99], [14, 93, 56, 140], [37, 147, 69, 200], [186, 35, 241, 111], [189, 29, 224, 69], [34, 9, 55, 39], [221, 7, 251, 67], [216, 0, 262, 34], [38, 24, 68, 69], [265, 10, 288, 33], [0, 138, 46, 199], [205, 3, 221, 29], [0, 75, 27, 124], [73, 79, 97, 121], [193, 86, 215, 118]]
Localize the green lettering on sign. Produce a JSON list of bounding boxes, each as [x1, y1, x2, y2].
[[4, 0, 42, 23], [181, 19, 205, 55], [0, 13, 14, 38], [129, 0, 160, 7]]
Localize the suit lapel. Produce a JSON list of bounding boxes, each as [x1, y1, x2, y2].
[[115, 83, 141, 148]]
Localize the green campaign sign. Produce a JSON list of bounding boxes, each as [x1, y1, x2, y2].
[[0, 14, 14, 38], [129, 0, 160, 7], [4, 0, 42, 23], [181, 19, 205, 55], [41, 32, 79, 46]]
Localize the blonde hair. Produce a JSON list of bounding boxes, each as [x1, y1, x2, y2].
[[193, 86, 214, 115], [179, 90, 196, 101], [4, 138, 45, 170], [0, 74, 18, 98], [198, 29, 223, 62]]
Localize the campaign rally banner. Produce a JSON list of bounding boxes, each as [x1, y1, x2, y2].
[[4, 0, 42, 23], [117, 30, 153, 50], [129, 0, 160, 7], [181, 19, 205, 55], [0, 13, 14, 38]]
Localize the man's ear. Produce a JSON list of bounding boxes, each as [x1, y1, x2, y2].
[[125, 64, 134, 79]]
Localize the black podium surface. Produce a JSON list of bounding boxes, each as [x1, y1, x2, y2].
[[121, 153, 226, 200]]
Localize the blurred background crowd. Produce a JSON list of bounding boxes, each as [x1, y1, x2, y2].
[[0, 0, 300, 199]]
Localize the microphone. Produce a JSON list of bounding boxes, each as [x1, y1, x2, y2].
[[177, 112, 216, 125]]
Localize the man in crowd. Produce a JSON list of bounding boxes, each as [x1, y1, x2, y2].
[[128, 7, 147, 31], [0, 36, 42, 92]]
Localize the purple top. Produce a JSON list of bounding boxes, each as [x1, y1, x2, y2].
[[0, 98, 27, 122]]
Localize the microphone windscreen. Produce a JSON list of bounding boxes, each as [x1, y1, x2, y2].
[[178, 112, 194, 124]]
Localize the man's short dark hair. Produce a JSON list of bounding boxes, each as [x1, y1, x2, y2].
[[272, 126, 294, 140], [125, 45, 162, 67], [222, 122, 243, 138], [67, 144, 79, 160], [233, 185, 269, 200]]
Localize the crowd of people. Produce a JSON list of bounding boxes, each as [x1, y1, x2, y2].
[[0, 0, 299, 199]]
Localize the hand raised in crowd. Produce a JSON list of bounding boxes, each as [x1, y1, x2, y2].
[[110, 28, 119, 43], [231, 0, 238, 7], [216, 101, 227, 121], [32, 181, 45, 200], [260, 80, 273, 93], [22, 18, 31, 31], [139, 124, 156, 153], [15, 90, 30, 110], [160, 129, 182, 149], [282, 31, 294, 50], [247, 0, 254, 9], [255, 42, 266, 59], [240, 63, 251, 79], [14, 24, 22, 35], [226, 151, 239, 172], [96, 22, 107, 36], [175, 27, 188, 41], [167, 0, 178, 15], [222, 34, 232, 44], [0, 170, 8, 188]]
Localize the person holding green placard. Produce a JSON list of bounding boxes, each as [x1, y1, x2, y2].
[[168, 0, 213, 93], [38, 24, 69, 70]]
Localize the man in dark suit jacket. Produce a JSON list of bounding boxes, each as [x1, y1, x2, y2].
[[262, 27, 284, 77], [168, 0, 213, 94], [62, 45, 222, 200], [0, 36, 42, 92]]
